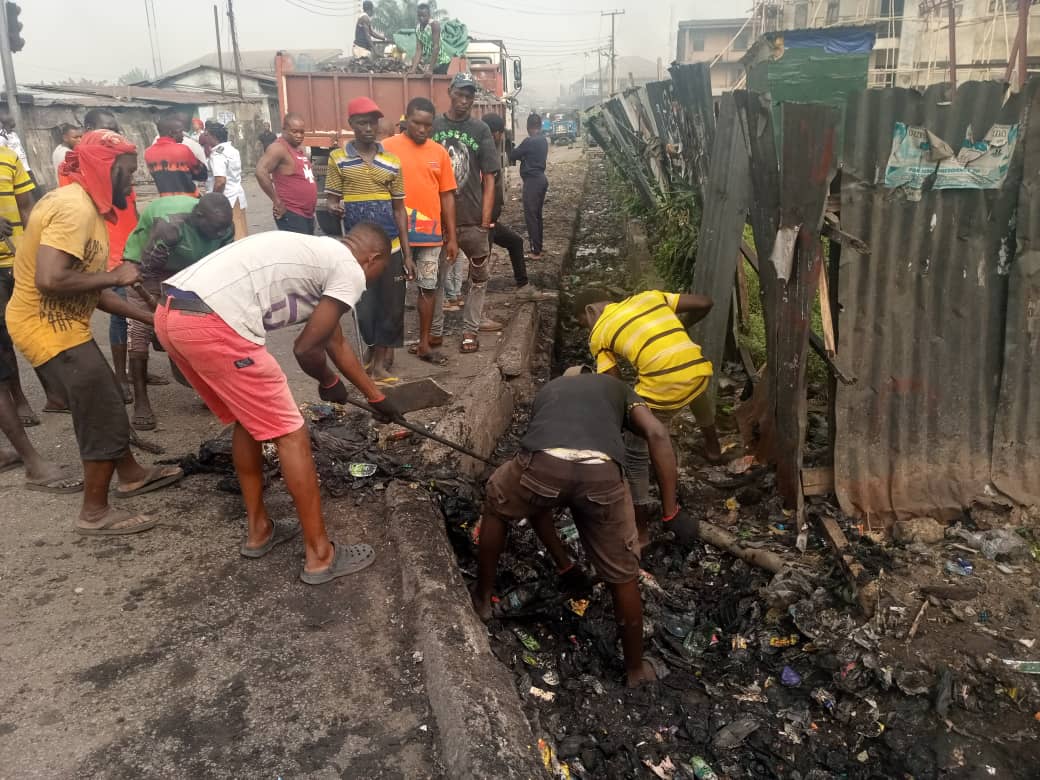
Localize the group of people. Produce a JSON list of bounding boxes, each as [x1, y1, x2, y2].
[[0, 75, 724, 688], [354, 0, 451, 75]]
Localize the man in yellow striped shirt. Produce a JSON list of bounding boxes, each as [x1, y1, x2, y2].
[[579, 289, 720, 543]]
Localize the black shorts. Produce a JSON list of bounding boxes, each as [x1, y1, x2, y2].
[[275, 210, 315, 235], [0, 267, 14, 382], [36, 341, 130, 461], [356, 249, 405, 348]]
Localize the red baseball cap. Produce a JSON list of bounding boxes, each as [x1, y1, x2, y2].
[[347, 97, 384, 118]]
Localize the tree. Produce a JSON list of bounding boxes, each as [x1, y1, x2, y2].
[[117, 67, 151, 85], [372, 0, 447, 36]]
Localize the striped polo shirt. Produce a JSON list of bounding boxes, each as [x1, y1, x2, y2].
[[0, 147, 34, 269], [324, 141, 404, 252], [590, 290, 713, 411]]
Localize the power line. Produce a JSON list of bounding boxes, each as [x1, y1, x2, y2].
[[456, 0, 600, 16], [282, 0, 354, 16]]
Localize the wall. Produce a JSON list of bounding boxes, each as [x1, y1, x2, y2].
[[677, 24, 750, 94]]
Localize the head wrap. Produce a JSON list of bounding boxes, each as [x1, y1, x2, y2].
[[58, 129, 137, 220]]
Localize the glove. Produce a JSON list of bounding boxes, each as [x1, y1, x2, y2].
[[663, 507, 699, 547], [368, 395, 404, 424], [318, 377, 349, 404]]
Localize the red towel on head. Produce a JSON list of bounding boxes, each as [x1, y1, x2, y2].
[[59, 129, 137, 221]]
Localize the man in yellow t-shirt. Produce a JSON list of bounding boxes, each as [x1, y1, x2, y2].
[[0, 146, 36, 421], [578, 289, 719, 543], [5, 130, 183, 536]]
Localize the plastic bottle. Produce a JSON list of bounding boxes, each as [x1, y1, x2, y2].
[[689, 756, 719, 780]]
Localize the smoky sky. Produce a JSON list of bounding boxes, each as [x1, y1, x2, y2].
[[14, 0, 732, 104]]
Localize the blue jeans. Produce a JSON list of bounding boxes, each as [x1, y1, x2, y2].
[[109, 286, 128, 346]]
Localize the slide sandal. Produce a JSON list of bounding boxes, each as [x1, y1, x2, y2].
[[299, 543, 375, 585], [26, 469, 83, 494], [240, 519, 302, 559], [76, 510, 157, 536], [114, 465, 184, 498]]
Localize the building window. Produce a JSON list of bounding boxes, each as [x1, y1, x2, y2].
[[825, 0, 839, 24], [733, 31, 750, 51], [692, 35, 705, 52]]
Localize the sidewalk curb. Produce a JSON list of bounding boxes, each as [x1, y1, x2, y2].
[[384, 482, 545, 780]]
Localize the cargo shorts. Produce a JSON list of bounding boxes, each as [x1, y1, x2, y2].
[[413, 245, 443, 292]]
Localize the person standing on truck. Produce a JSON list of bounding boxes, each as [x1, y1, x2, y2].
[[354, 0, 388, 57], [326, 97, 413, 381], [384, 97, 458, 366], [432, 73, 500, 354], [510, 113, 550, 261], [412, 2, 451, 75], [255, 113, 318, 235]]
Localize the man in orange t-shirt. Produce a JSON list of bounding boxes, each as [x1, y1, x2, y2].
[[383, 97, 457, 365]]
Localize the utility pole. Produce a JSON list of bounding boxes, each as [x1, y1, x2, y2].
[[0, 1, 22, 132], [227, 0, 244, 99], [213, 5, 226, 96], [1018, 0, 1029, 89], [597, 48, 604, 101], [946, 0, 957, 88], [601, 9, 624, 96]]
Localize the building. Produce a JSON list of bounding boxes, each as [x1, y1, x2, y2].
[[565, 56, 667, 110], [676, 17, 753, 95], [770, 0, 1040, 88]]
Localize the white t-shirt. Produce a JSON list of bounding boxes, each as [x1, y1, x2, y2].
[[166, 233, 367, 345], [52, 144, 71, 170], [208, 142, 246, 208], [0, 131, 30, 172]]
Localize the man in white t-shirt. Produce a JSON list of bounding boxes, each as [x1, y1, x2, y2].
[[154, 223, 404, 585], [207, 124, 248, 239]]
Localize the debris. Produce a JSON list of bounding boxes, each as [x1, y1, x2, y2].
[[73, 587, 84, 595], [781, 666, 802, 686], [811, 688, 836, 711], [951, 526, 1029, 560], [892, 516, 945, 545], [513, 627, 541, 651], [907, 599, 929, 641], [1002, 660, 1040, 674], [643, 756, 676, 779], [348, 462, 377, 478], [529, 686, 556, 702], [688, 756, 719, 780], [713, 717, 760, 750], [944, 558, 975, 576]]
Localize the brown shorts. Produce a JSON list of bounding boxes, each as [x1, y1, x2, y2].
[[36, 340, 130, 461], [484, 450, 640, 584]]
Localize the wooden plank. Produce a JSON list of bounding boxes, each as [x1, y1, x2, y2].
[[814, 513, 878, 617], [817, 258, 836, 355], [801, 466, 835, 496]]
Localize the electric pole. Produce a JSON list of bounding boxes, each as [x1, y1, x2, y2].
[[0, 1, 23, 131], [213, 5, 226, 96], [601, 9, 624, 96], [227, 0, 244, 99]]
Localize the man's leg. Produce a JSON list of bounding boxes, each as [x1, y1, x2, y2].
[[458, 225, 494, 349], [689, 389, 722, 463], [0, 356, 72, 485], [232, 203, 248, 240], [472, 509, 508, 622], [108, 286, 131, 404], [528, 509, 571, 571], [127, 285, 157, 429], [492, 222, 527, 288], [361, 249, 404, 379], [623, 429, 654, 550], [532, 175, 548, 255], [0, 268, 37, 423], [609, 579, 656, 687], [414, 246, 445, 361]]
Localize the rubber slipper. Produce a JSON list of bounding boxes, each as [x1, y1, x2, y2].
[[460, 335, 479, 354], [299, 542, 375, 585], [374, 376, 400, 386], [76, 510, 157, 536], [26, 469, 83, 494], [408, 338, 444, 355], [131, 413, 157, 431], [240, 519, 302, 559], [114, 465, 184, 499], [417, 349, 449, 366]]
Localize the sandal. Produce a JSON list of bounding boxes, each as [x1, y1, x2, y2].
[[299, 542, 376, 585], [460, 334, 480, 354], [408, 337, 443, 354], [417, 349, 449, 366], [114, 465, 184, 498], [146, 373, 169, 386], [131, 412, 157, 431], [240, 519, 302, 558], [76, 509, 157, 536], [479, 319, 503, 332], [19, 411, 40, 427], [26, 467, 83, 494]]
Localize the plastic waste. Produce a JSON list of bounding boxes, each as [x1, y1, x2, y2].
[[542, 670, 560, 687], [348, 462, 377, 478], [713, 717, 760, 750], [559, 523, 580, 543], [688, 756, 719, 780], [781, 666, 802, 686], [513, 628, 541, 651], [811, 688, 836, 711], [953, 527, 1029, 560], [944, 558, 974, 577], [529, 686, 556, 702], [566, 598, 589, 617], [1002, 659, 1040, 674], [497, 586, 540, 615]]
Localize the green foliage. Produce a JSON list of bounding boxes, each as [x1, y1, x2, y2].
[[372, 0, 447, 36]]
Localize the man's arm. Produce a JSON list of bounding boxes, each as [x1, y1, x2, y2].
[[508, 137, 527, 164], [440, 189, 458, 262], [137, 220, 181, 279], [674, 293, 713, 324], [411, 33, 424, 70], [479, 172, 495, 228], [211, 152, 227, 193], [98, 287, 153, 325], [187, 149, 209, 182], [36, 246, 140, 296], [627, 404, 678, 516], [391, 198, 414, 279], [325, 154, 345, 216], [256, 143, 288, 216], [15, 190, 32, 227], [362, 18, 386, 43], [293, 296, 384, 402], [430, 21, 442, 68], [213, 176, 227, 193]]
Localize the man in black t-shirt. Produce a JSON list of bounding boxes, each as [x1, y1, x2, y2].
[[472, 369, 697, 688]]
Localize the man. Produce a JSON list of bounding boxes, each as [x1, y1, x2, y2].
[[5, 130, 184, 536], [577, 289, 721, 544], [51, 123, 83, 171], [257, 121, 277, 154], [84, 109, 142, 407], [145, 116, 208, 198], [326, 97, 413, 380], [256, 113, 317, 235], [510, 113, 550, 260], [412, 2, 450, 75], [0, 109, 39, 200], [432, 73, 501, 354], [154, 226, 404, 584], [481, 113, 553, 303], [198, 121, 219, 159], [384, 97, 457, 366], [471, 369, 696, 687], [207, 124, 248, 240], [354, 0, 387, 57], [124, 194, 234, 431]]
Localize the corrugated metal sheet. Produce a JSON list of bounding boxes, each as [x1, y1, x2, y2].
[[667, 63, 715, 201], [992, 79, 1040, 505], [836, 81, 1026, 524]]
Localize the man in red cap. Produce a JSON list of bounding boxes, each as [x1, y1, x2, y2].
[[5, 130, 184, 536], [326, 97, 413, 381]]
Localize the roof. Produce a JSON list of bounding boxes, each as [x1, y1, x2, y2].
[[678, 17, 750, 31], [23, 83, 256, 107], [157, 49, 342, 81]]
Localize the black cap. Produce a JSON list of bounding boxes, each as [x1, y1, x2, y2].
[[450, 72, 478, 91]]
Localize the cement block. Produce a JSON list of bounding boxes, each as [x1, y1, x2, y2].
[[494, 302, 539, 378]]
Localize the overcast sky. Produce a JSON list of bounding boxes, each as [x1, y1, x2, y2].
[[13, 0, 739, 103]]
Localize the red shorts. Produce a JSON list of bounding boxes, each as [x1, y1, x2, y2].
[[154, 304, 305, 441]]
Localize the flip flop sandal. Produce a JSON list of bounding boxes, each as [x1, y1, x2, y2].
[[240, 519, 302, 559], [131, 413, 157, 431], [460, 336, 480, 354], [19, 413, 40, 427], [417, 350, 449, 366], [114, 466, 184, 499], [299, 542, 376, 585], [374, 376, 400, 386], [26, 471, 83, 494], [76, 510, 157, 536], [120, 385, 133, 405]]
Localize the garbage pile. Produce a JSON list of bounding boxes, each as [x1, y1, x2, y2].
[[319, 55, 411, 74]]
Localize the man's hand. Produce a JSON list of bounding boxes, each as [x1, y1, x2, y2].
[[0, 216, 13, 238], [403, 251, 416, 282], [445, 236, 459, 263], [664, 507, 699, 547], [368, 395, 404, 424], [318, 376, 349, 404], [326, 198, 344, 216], [110, 262, 142, 287], [272, 199, 287, 219]]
